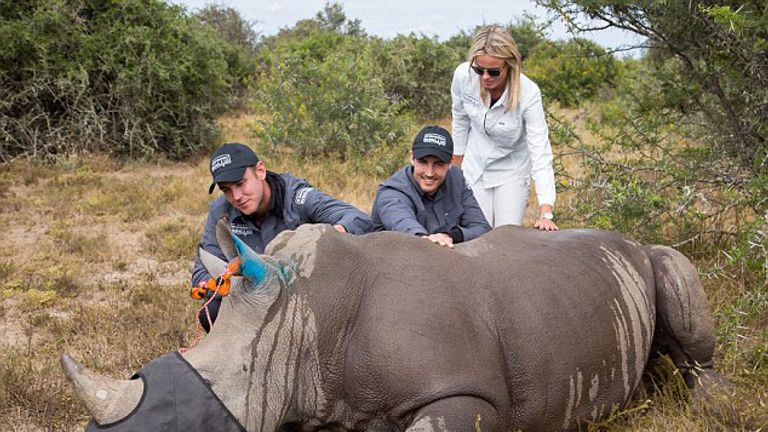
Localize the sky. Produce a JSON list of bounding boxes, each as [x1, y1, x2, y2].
[[170, 0, 643, 55]]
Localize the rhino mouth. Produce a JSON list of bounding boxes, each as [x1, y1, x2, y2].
[[64, 352, 245, 431]]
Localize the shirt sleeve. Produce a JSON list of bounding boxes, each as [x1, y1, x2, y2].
[[521, 80, 557, 207], [371, 187, 429, 236], [451, 64, 471, 156], [295, 187, 372, 234], [191, 204, 226, 287], [457, 177, 492, 242]]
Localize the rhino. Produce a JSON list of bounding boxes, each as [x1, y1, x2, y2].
[[62, 222, 725, 431]]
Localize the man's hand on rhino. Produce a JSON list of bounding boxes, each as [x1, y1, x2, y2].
[[422, 233, 454, 248]]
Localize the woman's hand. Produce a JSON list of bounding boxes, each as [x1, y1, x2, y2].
[[535, 204, 558, 231], [534, 218, 558, 231]]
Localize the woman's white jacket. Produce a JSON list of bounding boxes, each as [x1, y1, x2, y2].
[[451, 61, 556, 207]]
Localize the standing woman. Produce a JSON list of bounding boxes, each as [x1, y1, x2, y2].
[[451, 25, 558, 231]]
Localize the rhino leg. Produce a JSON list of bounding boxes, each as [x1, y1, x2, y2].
[[405, 397, 501, 432], [643, 245, 723, 389]]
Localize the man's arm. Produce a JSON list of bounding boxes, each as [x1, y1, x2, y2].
[[371, 188, 429, 236], [297, 187, 372, 234]]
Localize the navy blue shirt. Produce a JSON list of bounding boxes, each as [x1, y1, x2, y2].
[[371, 165, 490, 243], [192, 171, 371, 286]]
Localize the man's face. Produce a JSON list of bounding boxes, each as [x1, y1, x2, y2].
[[410, 154, 449, 195], [217, 163, 267, 215]]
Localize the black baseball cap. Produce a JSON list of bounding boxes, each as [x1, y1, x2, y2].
[[412, 126, 453, 163], [208, 143, 259, 194]]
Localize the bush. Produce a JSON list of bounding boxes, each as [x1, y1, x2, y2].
[[193, 4, 260, 111], [254, 26, 409, 159], [0, 0, 254, 161], [194, 4, 260, 50], [538, 0, 768, 177], [525, 38, 619, 107], [368, 34, 462, 119]]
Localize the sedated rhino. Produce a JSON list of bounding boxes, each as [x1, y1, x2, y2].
[[62, 222, 725, 431]]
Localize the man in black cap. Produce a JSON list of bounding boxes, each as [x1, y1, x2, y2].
[[371, 126, 490, 248], [192, 143, 372, 330]]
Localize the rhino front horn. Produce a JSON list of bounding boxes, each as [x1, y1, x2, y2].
[[60, 353, 144, 425]]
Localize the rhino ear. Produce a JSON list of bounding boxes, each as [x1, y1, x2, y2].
[[215, 219, 237, 261], [231, 234, 268, 286]]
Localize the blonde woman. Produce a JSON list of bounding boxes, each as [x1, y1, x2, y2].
[[451, 25, 558, 231]]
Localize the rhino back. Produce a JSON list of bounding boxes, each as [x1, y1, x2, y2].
[[270, 225, 657, 431]]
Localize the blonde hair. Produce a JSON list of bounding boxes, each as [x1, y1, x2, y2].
[[467, 25, 522, 111]]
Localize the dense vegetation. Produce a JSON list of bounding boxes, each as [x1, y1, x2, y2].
[[0, 0, 256, 160], [0, 1, 766, 430]]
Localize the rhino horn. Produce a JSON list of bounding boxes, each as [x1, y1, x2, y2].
[[60, 353, 144, 425]]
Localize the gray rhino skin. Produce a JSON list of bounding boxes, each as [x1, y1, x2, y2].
[[63, 223, 720, 431]]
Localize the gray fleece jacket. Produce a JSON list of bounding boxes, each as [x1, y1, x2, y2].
[[370, 165, 490, 243]]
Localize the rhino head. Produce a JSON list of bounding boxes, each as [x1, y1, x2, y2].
[[61, 221, 328, 431]]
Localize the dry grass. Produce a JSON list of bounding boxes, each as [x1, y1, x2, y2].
[[0, 114, 764, 430]]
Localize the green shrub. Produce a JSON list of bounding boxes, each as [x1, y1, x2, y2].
[[525, 38, 619, 107], [193, 4, 260, 111], [368, 34, 462, 119], [253, 28, 410, 159], [0, 0, 255, 161], [194, 4, 260, 50]]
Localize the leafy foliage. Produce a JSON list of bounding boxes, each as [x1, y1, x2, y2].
[[525, 38, 619, 107], [254, 26, 409, 159], [192, 4, 260, 111], [0, 0, 255, 161], [538, 1, 768, 315], [536, 0, 768, 172], [369, 34, 462, 119], [253, 4, 414, 162], [194, 3, 260, 50]]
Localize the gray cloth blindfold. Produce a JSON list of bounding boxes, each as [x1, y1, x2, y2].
[[86, 352, 245, 432]]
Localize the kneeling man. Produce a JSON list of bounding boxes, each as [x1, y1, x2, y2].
[[193, 142, 372, 330], [371, 126, 491, 248]]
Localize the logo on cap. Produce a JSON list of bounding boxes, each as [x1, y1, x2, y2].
[[423, 133, 446, 146], [211, 154, 232, 172]]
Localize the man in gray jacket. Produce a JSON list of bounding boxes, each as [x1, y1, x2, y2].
[[371, 126, 491, 248], [192, 142, 372, 330]]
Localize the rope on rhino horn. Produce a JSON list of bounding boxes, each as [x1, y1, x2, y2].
[[179, 258, 240, 354]]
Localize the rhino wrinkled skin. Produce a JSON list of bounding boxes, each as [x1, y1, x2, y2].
[[62, 223, 722, 431]]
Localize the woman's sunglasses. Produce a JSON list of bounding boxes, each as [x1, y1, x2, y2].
[[471, 65, 504, 77]]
